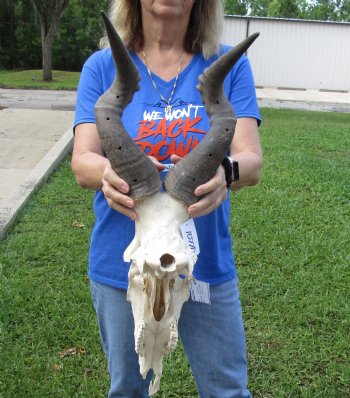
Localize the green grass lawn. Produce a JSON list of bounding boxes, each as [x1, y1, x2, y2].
[[0, 69, 79, 90], [0, 108, 349, 397]]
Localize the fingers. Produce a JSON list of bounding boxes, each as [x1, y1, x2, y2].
[[170, 154, 182, 164], [149, 155, 166, 171], [102, 163, 137, 220], [188, 166, 227, 218], [103, 163, 130, 193], [188, 186, 227, 218], [102, 156, 166, 220], [193, 166, 226, 197]]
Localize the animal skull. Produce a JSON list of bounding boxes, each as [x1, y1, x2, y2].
[[124, 192, 196, 394], [95, 11, 259, 395]]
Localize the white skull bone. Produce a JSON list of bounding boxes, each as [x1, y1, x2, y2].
[[124, 191, 197, 395]]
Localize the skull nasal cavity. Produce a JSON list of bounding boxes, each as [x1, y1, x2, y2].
[[160, 253, 175, 267]]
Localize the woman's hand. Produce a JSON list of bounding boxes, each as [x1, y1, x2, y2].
[[102, 163, 137, 220], [170, 155, 227, 218], [188, 166, 227, 218], [102, 156, 165, 220]]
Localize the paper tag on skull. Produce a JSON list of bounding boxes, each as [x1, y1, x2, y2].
[[180, 218, 200, 255], [190, 279, 211, 304]]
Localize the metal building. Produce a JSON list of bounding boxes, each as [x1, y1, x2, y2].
[[223, 16, 350, 92]]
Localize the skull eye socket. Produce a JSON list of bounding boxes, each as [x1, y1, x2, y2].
[[160, 254, 175, 267]]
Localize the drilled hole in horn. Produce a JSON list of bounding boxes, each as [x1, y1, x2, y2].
[[106, 117, 110, 120], [116, 95, 120, 98], [216, 100, 220, 104], [118, 146, 122, 150], [226, 128, 229, 132], [133, 178, 138, 182], [208, 153, 212, 157]]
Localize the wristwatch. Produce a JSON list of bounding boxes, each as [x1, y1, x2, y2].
[[221, 157, 239, 188]]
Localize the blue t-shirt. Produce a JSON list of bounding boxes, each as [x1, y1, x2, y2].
[[74, 46, 261, 290]]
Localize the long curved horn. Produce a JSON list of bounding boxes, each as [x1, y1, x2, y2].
[[164, 33, 259, 205], [95, 11, 162, 200]]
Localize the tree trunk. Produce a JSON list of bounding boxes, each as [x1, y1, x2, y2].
[[42, 27, 54, 81], [32, 0, 70, 82]]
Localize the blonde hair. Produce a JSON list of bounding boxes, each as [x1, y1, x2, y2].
[[100, 0, 223, 59]]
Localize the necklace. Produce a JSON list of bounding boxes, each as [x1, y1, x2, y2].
[[142, 50, 185, 117]]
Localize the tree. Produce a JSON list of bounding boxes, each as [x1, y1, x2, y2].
[[268, 0, 300, 17], [224, 0, 248, 15], [0, 0, 16, 69], [31, 0, 69, 80], [338, 0, 350, 21], [307, 0, 338, 21], [0, 0, 41, 70], [15, 0, 41, 69], [297, 0, 312, 19], [248, 0, 271, 16], [53, 0, 109, 71], [0, 0, 108, 71]]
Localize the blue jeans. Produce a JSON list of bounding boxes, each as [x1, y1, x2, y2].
[[90, 278, 252, 398]]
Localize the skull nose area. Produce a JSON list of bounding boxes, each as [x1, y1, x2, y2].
[[160, 253, 175, 267]]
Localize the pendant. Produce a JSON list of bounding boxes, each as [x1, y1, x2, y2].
[[165, 105, 172, 116]]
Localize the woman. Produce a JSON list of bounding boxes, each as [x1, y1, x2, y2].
[[72, 1, 263, 397]]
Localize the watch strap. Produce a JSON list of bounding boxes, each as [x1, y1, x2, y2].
[[232, 160, 239, 182], [221, 157, 239, 188], [221, 157, 233, 188]]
